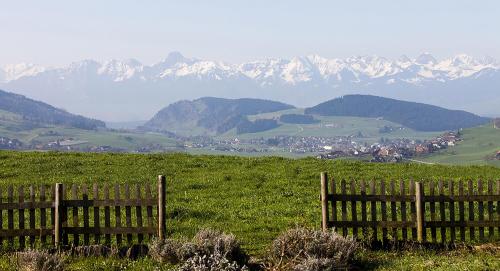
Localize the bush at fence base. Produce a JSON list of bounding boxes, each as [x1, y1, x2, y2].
[[14, 249, 65, 271], [149, 228, 248, 267], [267, 227, 359, 271], [177, 252, 248, 271]]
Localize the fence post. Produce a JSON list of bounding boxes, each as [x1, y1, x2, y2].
[[54, 183, 63, 248], [415, 182, 424, 242], [320, 172, 329, 232], [158, 175, 166, 240]]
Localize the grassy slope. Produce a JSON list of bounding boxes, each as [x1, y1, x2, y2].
[[422, 125, 500, 166], [1, 151, 499, 252], [221, 109, 442, 143], [0, 110, 178, 151], [0, 151, 499, 269]]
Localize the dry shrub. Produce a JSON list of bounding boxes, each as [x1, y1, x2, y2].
[[177, 251, 248, 271], [149, 238, 183, 263], [267, 228, 359, 271], [15, 249, 65, 271], [149, 228, 247, 266]]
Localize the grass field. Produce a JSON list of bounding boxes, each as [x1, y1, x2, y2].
[[421, 125, 500, 167], [221, 109, 442, 143], [0, 151, 499, 269]]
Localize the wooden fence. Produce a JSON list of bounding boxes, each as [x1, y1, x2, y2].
[[320, 172, 500, 243], [0, 175, 166, 249]]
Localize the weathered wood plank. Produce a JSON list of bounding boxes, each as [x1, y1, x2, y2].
[[449, 181, 455, 242], [104, 184, 111, 245], [93, 184, 100, 244], [478, 180, 484, 241], [400, 180, 407, 240], [410, 180, 417, 241], [380, 181, 388, 242], [71, 184, 79, 245], [19, 186, 25, 249], [468, 180, 475, 241], [341, 180, 347, 236], [350, 180, 358, 238], [40, 185, 47, 245], [458, 181, 465, 242], [114, 184, 122, 246], [390, 181, 397, 240], [125, 184, 133, 244], [29, 185, 36, 247], [145, 184, 154, 239], [370, 180, 377, 240], [360, 180, 367, 239], [330, 178, 337, 223], [82, 184, 90, 245], [135, 184, 144, 243], [438, 180, 446, 243], [487, 180, 494, 239], [429, 181, 437, 242]]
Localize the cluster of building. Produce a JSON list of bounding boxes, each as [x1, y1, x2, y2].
[[317, 132, 461, 162], [0, 137, 23, 149]]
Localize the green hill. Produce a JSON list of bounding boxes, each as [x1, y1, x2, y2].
[[305, 95, 490, 132], [143, 97, 294, 136], [0, 89, 105, 130], [421, 124, 500, 166]]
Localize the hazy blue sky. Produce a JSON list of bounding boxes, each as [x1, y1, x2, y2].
[[1, 0, 499, 66]]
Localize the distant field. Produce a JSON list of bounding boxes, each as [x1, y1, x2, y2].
[[0, 110, 178, 151], [422, 124, 500, 166], [221, 109, 442, 143]]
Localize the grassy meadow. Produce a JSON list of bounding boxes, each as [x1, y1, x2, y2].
[[421, 124, 500, 167], [0, 150, 499, 269]]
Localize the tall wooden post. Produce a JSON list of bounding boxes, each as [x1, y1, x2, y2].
[[415, 182, 424, 242], [158, 175, 166, 240], [320, 172, 329, 232], [54, 183, 63, 248]]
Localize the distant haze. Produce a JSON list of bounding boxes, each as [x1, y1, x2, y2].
[[1, 52, 499, 121]]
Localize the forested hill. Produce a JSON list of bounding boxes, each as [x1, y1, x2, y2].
[[305, 95, 490, 131], [143, 97, 294, 136], [0, 89, 105, 130]]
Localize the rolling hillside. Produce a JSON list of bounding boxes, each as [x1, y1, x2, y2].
[[0, 88, 105, 130], [305, 95, 490, 131], [421, 124, 500, 166], [143, 97, 294, 136]]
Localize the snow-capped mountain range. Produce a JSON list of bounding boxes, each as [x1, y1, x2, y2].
[[1, 52, 499, 121]]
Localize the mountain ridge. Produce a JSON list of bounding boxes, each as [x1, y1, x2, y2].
[[1, 52, 499, 120]]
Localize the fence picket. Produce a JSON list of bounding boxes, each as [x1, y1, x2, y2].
[[125, 184, 133, 244], [478, 180, 484, 241], [340, 180, 347, 236], [104, 184, 111, 245], [350, 180, 357, 238], [19, 186, 25, 249], [29, 185, 36, 247], [438, 180, 446, 243], [114, 184, 122, 246], [135, 184, 144, 243], [390, 181, 397, 240], [400, 180, 407, 240], [449, 181, 456, 242], [145, 184, 154, 239], [71, 184, 79, 245], [467, 180, 475, 241], [429, 181, 437, 242], [380, 181, 388, 242], [370, 180, 377, 240], [410, 180, 416, 241], [360, 180, 367, 239], [458, 181, 465, 241], [487, 180, 493, 238], [40, 185, 47, 246], [93, 184, 100, 244], [82, 184, 90, 246]]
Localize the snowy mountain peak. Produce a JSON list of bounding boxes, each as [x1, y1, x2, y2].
[[1, 53, 498, 86]]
